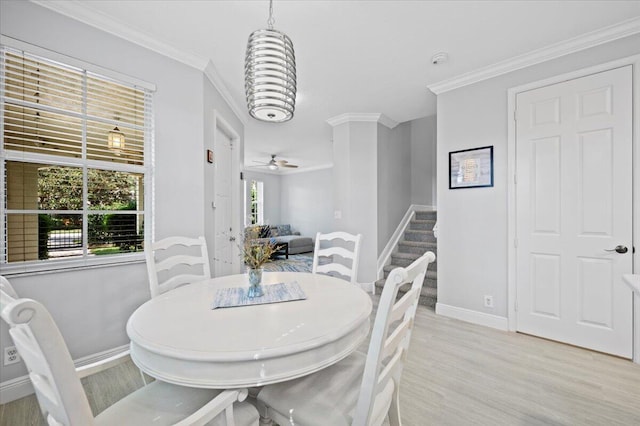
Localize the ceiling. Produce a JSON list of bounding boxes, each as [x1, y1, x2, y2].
[[38, 1, 640, 172]]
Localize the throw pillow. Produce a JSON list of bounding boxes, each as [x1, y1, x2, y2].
[[277, 224, 292, 236], [259, 225, 271, 238]]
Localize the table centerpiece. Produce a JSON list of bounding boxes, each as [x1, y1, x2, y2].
[[243, 226, 277, 297]]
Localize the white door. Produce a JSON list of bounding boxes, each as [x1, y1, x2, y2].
[[214, 128, 233, 277], [515, 66, 633, 358]]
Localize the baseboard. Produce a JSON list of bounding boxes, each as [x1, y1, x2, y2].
[[0, 375, 33, 405], [435, 303, 508, 331], [0, 344, 130, 404]]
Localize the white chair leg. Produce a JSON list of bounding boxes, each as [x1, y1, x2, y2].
[[139, 369, 148, 386]]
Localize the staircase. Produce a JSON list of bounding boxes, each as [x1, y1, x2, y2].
[[375, 210, 438, 309]]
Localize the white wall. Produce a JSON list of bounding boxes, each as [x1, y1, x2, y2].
[[377, 123, 411, 253], [280, 168, 334, 237], [436, 33, 640, 319], [410, 115, 437, 206], [0, 1, 243, 387], [242, 170, 281, 226]]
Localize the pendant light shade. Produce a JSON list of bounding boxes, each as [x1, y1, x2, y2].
[[108, 126, 125, 153], [245, 1, 296, 122]]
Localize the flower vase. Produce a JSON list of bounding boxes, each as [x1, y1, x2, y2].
[[247, 267, 264, 298]]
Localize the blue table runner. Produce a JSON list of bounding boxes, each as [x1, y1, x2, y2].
[[211, 281, 307, 309]]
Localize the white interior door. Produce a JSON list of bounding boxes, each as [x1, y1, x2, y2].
[[214, 128, 233, 277], [515, 66, 633, 358]]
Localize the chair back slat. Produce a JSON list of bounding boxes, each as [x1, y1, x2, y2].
[[155, 254, 210, 273], [146, 236, 212, 298], [314, 262, 353, 279], [375, 347, 404, 396], [388, 287, 419, 324], [316, 246, 357, 260], [381, 316, 412, 361], [312, 231, 363, 286], [352, 251, 435, 426], [0, 290, 95, 425]]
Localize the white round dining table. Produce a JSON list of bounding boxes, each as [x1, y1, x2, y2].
[[127, 271, 373, 388]]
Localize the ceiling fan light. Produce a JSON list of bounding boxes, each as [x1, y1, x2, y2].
[[244, 4, 296, 123], [268, 163, 279, 170]]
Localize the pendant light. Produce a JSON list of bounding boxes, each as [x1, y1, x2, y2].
[[108, 126, 125, 154], [245, 0, 296, 122]]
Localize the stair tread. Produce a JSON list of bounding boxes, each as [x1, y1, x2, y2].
[[383, 264, 437, 277], [398, 240, 437, 247], [410, 219, 436, 224], [392, 252, 425, 260]]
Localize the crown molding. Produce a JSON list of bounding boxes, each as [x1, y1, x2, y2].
[[33, 0, 248, 124], [428, 16, 640, 95], [204, 61, 248, 125], [32, 1, 209, 70], [326, 113, 399, 129]]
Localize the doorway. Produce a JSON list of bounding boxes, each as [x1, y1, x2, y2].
[[212, 111, 241, 277], [511, 65, 633, 358]]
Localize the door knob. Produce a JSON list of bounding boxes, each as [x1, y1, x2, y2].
[[604, 245, 628, 254]]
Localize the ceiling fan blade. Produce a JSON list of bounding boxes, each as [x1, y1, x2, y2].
[[282, 164, 298, 168]]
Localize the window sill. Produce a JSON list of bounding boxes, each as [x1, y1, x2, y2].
[[0, 253, 146, 277]]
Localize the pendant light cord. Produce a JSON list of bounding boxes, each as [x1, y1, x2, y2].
[[267, 0, 275, 29]]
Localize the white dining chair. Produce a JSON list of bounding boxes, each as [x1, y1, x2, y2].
[[0, 286, 259, 426], [257, 250, 436, 426], [312, 231, 363, 286], [0, 275, 18, 298], [146, 235, 212, 298]]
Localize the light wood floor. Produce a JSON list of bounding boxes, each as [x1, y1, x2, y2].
[[2, 298, 639, 425]]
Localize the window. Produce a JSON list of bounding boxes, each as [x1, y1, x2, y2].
[[1, 43, 154, 271], [249, 180, 264, 225]]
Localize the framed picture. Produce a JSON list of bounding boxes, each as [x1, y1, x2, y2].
[[207, 149, 214, 164], [449, 146, 494, 189]]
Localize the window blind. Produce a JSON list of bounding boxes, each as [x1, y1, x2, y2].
[[1, 44, 153, 269]]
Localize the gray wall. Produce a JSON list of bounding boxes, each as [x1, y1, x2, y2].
[[410, 115, 437, 206], [280, 168, 334, 238], [0, 1, 243, 385], [377, 123, 411, 253], [203, 76, 245, 272], [332, 121, 379, 283], [242, 170, 281, 226], [437, 33, 640, 318]]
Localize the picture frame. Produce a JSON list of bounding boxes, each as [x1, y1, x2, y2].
[[449, 145, 494, 189], [207, 149, 214, 164]]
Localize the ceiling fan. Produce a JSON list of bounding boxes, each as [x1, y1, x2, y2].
[[253, 154, 299, 170]]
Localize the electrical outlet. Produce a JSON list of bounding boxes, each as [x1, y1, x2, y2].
[[483, 295, 494, 308], [4, 346, 21, 366]]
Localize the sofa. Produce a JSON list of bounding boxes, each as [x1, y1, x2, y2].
[[246, 224, 314, 255]]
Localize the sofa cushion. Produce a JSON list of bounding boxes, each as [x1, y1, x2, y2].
[[272, 224, 292, 236], [274, 235, 312, 248]]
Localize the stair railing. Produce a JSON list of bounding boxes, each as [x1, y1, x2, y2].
[[376, 204, 435, 282]]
